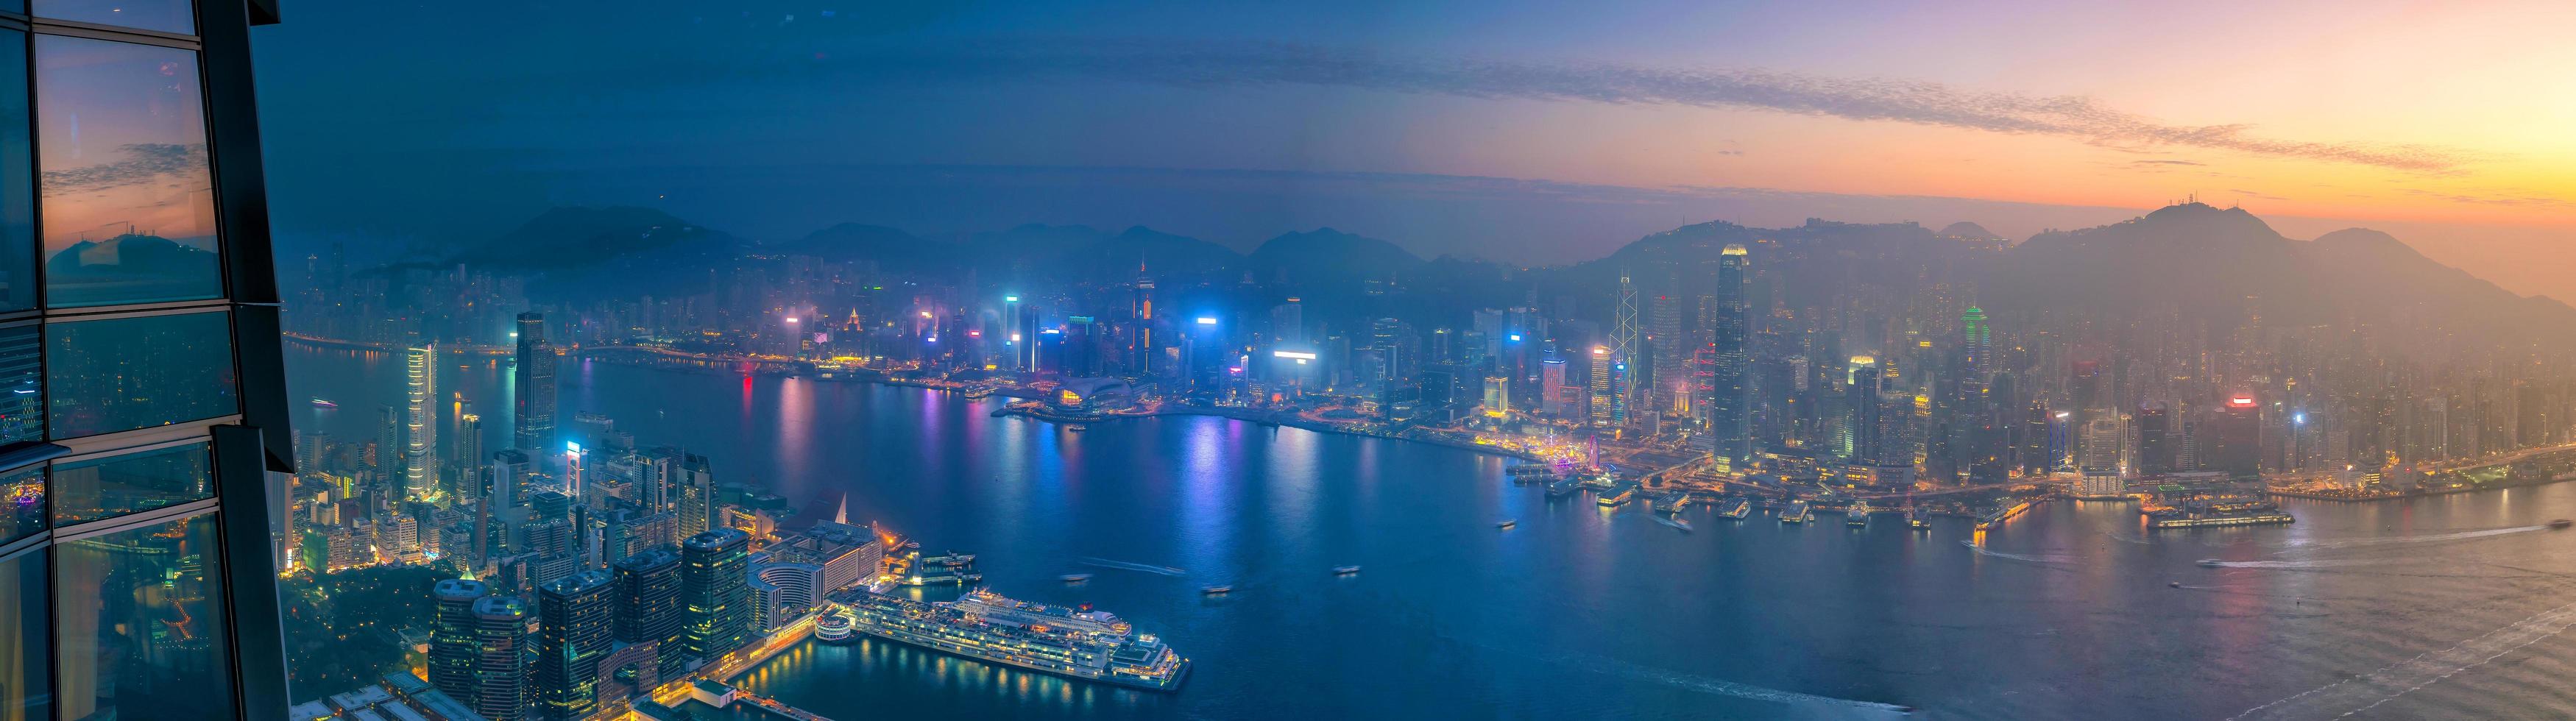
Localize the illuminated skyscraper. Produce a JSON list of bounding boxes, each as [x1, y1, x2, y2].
[[1705, 245, 1752, 465], [537, 569, 615, 720], [514, 312, 558, 453], [428, 579, 492, 703], [1847, 356, 1884, 464], [469, 596, 531, 721], [680, 528, 754, 660], [405, 341, 439, 500], [614, 546, 687, 675]]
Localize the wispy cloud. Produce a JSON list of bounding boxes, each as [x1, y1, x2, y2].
[[2402, 188, 2576, 210], [2133, 159, 2204, 166], [41, 143, 209, 194], [875, 41, 2468, 174]]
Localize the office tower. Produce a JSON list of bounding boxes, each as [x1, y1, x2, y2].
[[664, 450, 717, 536], [1613, 271, 1641, 410], [1707, 244, 1752, 465], [2081, 416, 2123, 475], [469, 596, 531, 721], [1540, 356, 1570, 416], [455, 412, 483, 499], [537, 570, 615, 720], [0, 4, 295, 721], [2021, 402, 2052, 476], [2215, 394, 2263, 480], [615, 546, 687, 674], [376, 405, 402, 474], [2137, 402, 2173, 475], [751, 562, 824, 630], [1482, 376, 1510, 417], [1958, 307, 1989, 404], [404, 342, 439, 501], [428, 579, 492, 702], [514, 312, 559, 453], [1847, 356, 1884, 464], [680, 528, 754, 660]]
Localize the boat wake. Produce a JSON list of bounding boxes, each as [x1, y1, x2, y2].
[[1075, 557, 1189, 577], [1960, 540, 2076, 565], [2104, 532, 2152, 544], [1540, 649, 1912, 715], [2226, 599, 2576, 720], [2281, 525, 2546, 550], [2201, 559, 2381, 569]]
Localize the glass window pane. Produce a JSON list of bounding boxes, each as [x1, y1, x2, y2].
[[0, 31, 30, 313], [0, 324, 39, 444], [47, 311, 238, 438], [32, 0, 194, 36], [0, 548, 45, 721], [35, 35, 222, 308], [51, 441, 208, 524], [0, 466, 38, 545], [55, 513, 236, 721]]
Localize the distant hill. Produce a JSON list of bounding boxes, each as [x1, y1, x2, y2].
[[1989, 202, 2576, 352], [1939, 221, 2001, 240], [1248, 227, 1425, 287], [452, 205, 737, 270]]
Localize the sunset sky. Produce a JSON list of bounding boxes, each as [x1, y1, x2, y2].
[[251, 0, 2576, 297]]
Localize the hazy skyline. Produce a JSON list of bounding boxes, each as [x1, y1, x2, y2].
[[250, 1, 2576, 296]]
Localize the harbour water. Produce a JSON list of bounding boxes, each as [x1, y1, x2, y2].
[[290, 346, 2576, 720]]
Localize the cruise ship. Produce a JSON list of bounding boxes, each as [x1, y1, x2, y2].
[[842, 589, 1189, 692]]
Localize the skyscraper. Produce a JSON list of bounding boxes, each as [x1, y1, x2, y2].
[[1705, 244, 1752, 466], [514, 312, 558, 453], [1, 3, 297, 720], [615, 545, 687, 674], [456, 411, 484, 500], [680, 528, 754, 660], [537, 569, 615, 720], [1847, 356, 1884, 464], [470, 596, 531, 721], [428, 579, 492, 702], [404, 341, 439, 501]]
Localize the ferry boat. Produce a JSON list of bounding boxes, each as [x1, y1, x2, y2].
[[2146, 500, 2293, 529], [901, 551, 984, 586], [1200, 585, 1232, 595], [2196, 558, 2226, 568], [843, 589, 1189, 692], [309, 397, 337, 408], [2551, 519, 2573, 530], [1846, 501, 1872, 528], [1331, 565, 1361, 575], [1060, 573, 1093, 583], [1596, 486, 1635, 507], [813, 611, 857, 644], [1975, 500, 2034, 530], [1904, 507, 1931, 530], [1546, 477, 1584, 499], [1507, 464, 1560, 485], [1496, 519, 1517, 529], [1777, 500, 1812, 524], [1065, 424, 1089, 433], [1719, 499, 1752, 519], [1652, 514, 1694, 533]]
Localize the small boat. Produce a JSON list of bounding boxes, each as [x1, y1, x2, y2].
[[2168, 581, 2182, 588], [2196, 558, 2226, 568], [309, 397, 337, 408], [1200, 585, 1233, 594], [1331, 565, 1361, 575], [1653, 514, 1693, 533], [1066, 425, 1089, 433], [1496, 519, 1517, 529], [2550, 519, 2573, 530], [1059, 573, 1093, 583]]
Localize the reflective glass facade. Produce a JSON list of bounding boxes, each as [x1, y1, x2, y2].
[[0, 3, 292, 721]]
